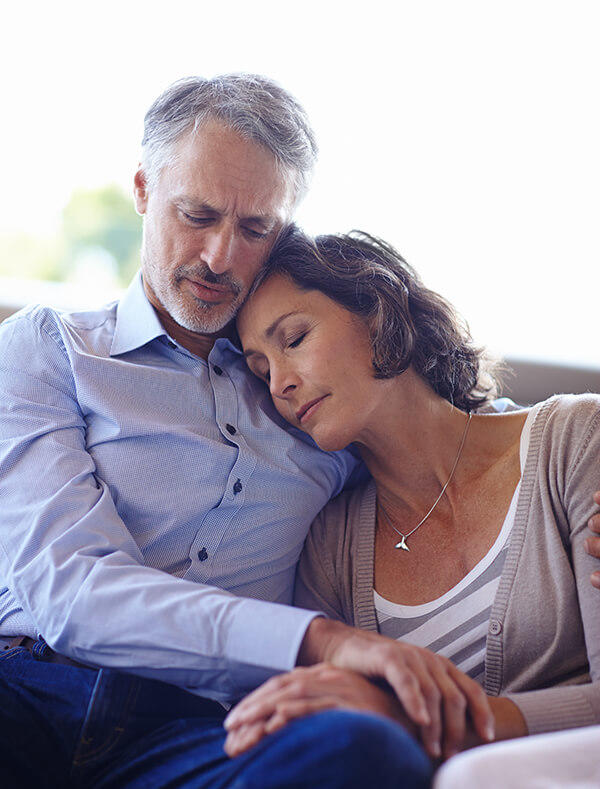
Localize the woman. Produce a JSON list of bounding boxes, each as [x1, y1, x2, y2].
[[227, 226, 600, 761]]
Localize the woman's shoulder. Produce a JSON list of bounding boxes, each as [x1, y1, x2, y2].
[[532, 393, 600, 436], [528, 393, 600, 471]]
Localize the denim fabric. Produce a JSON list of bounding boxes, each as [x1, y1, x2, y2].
[[0, 643, 432, 788]]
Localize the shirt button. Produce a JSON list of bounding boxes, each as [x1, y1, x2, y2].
[[489, 620, 502, 635], [233, 479, 243, 495], [197, 547, 208, 562], [213, 365, 223, 375], [226, 424, 237, 435]]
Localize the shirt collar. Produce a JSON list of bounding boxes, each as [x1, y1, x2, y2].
[[110, 271, 168, 356]]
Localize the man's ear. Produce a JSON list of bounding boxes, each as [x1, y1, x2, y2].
[[133, 168, 149, 215]]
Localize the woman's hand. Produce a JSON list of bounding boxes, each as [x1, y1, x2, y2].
[[224, 664, 414, 758]]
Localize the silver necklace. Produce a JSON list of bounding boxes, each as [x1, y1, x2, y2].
[[378, 412, 473, 552]]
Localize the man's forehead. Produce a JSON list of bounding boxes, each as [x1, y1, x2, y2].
[[172, 123, 295, 203]]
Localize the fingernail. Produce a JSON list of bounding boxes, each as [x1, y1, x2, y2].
[[432, 742, 442, 758], [223, 715, 234, 730], [585, 538, 591, 553], [485, 723, 495, 741]]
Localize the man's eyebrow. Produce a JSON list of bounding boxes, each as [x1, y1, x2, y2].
[[242, 311, 300, 359]]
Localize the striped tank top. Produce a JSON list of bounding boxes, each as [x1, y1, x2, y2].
[[374, 407, 534, 685]]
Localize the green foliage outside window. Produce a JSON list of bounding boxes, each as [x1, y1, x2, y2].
[[0, 184, 142, 287]]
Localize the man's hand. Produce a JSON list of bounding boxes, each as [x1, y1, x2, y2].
[[224, 664, 415, 758], [586, 491, 600, 590], [226, 618, 494, 759]]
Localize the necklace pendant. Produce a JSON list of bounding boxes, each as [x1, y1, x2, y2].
[[394, 536, 410, 552]]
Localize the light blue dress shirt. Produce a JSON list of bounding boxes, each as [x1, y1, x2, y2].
[[0, 273, 358, 703]]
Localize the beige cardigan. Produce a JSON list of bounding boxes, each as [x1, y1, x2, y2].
[[294, 394, 600, 735]]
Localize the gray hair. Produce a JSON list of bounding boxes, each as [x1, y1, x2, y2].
[[141, 74, 318, 203]]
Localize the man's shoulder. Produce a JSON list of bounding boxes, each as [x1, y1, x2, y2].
[[0, 300, 120, 362], [2, 299, 118, 333]]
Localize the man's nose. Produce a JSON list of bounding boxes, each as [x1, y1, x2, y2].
[[202, 227, 236, 274]]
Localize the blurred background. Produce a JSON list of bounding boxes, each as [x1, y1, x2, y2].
[[1, 0, 599, 396]]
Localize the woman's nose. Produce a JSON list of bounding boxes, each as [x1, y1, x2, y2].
[[269, 365, 298, 400]]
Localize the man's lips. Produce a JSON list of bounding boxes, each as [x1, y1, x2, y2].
[[184, 277, 233, 303], [296, 395, 329, 424]]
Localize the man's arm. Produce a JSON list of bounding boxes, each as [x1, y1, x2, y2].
[[0, 310, 318, 702]]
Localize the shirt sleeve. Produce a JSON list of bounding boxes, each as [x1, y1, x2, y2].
[[0, 310, 319, 703], [505, 398, 600, 733]]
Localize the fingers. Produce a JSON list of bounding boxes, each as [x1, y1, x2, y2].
[[263, 697, 335, 735], [427, 665, 466, 759], [445, 665, 494, 751], [225, 666, 343, 732], [589, 495, 600, 535], [585, 535, 600, 556], [225, 673, 293, 731], [224, 721, 267, 758], [587, 499, 600, 590], [384, 658, 431, 728], [406, 659, 443, 758]]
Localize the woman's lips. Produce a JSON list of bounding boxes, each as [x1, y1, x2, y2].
[[185, 278, 232, 303], [297, 395, 329, 424]]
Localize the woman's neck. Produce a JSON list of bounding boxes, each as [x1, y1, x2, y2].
[[354, 370, 525, 516]]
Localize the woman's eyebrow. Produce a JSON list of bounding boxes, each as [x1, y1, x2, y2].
[[265, 311, 299, 338], [242, 311, 301, 358]]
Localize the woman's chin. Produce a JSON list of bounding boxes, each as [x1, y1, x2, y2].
[[309, 428, 349, 454]]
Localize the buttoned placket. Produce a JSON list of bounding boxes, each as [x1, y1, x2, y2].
[[178, 343, 257, 580]]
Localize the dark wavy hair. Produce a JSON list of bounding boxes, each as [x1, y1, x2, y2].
[[252, 225, 500, 411]]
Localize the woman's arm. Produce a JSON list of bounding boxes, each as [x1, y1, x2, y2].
[[502, 400, 600, 734]]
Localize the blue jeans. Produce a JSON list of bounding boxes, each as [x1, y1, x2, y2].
[[0, 641, 432, 788]]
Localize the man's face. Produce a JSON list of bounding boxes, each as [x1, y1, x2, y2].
[[134, 119, 295, 335]]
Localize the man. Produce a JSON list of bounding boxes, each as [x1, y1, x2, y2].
[[0, 73, 438, 788]]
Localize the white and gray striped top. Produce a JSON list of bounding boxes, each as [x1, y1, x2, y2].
[[374, 410, 534, 685]]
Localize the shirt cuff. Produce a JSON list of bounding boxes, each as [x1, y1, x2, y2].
[[224, 596, 324, 696]]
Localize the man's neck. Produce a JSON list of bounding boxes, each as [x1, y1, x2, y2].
[[152, 305, 234, 359]]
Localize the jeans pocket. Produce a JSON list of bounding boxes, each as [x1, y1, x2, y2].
[[0, 645, 29, 663]]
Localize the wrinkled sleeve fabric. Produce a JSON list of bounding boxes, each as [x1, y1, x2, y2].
[[0, 310, 319, 703]]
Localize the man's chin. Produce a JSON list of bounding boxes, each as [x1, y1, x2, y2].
[[173, 305, 237, 336]]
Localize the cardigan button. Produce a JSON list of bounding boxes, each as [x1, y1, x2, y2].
[[489, 620, 502, 635]]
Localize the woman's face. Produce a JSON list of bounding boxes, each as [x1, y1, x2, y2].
[[237, 273, 393, 451]]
